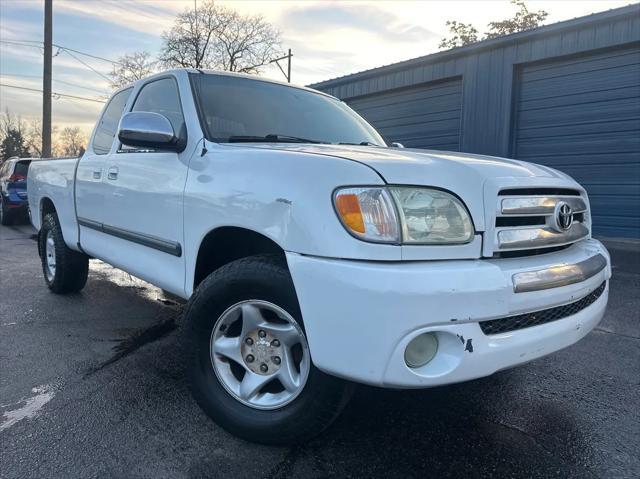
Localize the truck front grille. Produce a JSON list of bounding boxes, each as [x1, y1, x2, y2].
[[479, 281, 606, 335], [491, 188, 590, 257]]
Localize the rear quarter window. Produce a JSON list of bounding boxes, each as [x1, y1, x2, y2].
[[92, 88, 132, 155]]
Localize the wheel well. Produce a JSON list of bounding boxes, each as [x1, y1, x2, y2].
[[40, 197, 56, 222], [193, 227, 285, 289]]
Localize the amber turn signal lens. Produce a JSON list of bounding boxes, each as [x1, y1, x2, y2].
[[335, 193, 365, 233]]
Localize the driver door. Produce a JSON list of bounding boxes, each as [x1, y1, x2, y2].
[[98, 76, 190, 296]]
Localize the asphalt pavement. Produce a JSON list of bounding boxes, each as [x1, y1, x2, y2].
[[1, 221, 638, 479]]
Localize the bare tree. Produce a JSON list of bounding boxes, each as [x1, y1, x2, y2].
[[57, 127, 87, 157], [24, 119, 59, 157], [25, 119, 43, 157], [485, 0, 549, 39], [214, 10, 282, 73], [159, 1, 282, 73], [0, 109, 30, 162], [0, 108, 27, 142], [110, 51, 157, 90], [0, 112, 83, 159], [0, 130, 29, 162], [439, 0, 548, 49], [439, 21, 479, 49], [159, 0, 225, 69]]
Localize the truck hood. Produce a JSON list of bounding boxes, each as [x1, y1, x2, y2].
[[253, 143, 566, 180], [226, 143, 577, 232]]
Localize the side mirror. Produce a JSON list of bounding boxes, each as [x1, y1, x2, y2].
[[390, 142, 405, 148], [118, 112, 183, 151]]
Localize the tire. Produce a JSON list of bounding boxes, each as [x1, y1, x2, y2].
[[187, 254, 354, 445], [0, 198, 13, 226], [40, 212, 89, 294]]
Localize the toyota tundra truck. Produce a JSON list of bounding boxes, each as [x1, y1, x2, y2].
[[28, 69, 611, 445]]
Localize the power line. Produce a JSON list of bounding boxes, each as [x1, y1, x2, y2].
[[0, 73, 110, 94], [0, 40, 44, 50], [0, 83, 106, 104], [53, 44, 118, 65], [1, 39, 114, 83], [1, 39, 42, 44], [61, 49, 113, 83], [0, 39, 119, 65]]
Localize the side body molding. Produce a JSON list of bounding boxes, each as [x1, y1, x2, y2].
[[78, 217, 182, 257]]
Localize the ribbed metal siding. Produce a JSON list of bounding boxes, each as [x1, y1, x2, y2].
[[347, 78, 462, 150], [514, 45, 640, 238], [312, 6, 640, 238]]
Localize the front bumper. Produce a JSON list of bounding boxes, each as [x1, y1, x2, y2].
[[286, 239, 611, 388]]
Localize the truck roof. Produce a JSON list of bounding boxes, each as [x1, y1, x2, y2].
[[117, 68, 338, 101]]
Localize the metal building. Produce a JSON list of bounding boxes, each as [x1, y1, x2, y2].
[[311, 5, 640, 238]]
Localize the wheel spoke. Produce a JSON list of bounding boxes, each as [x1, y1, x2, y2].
[[276, 324, 302, 347], [277, 347, 301, 392], [240, 304, 268, 337], [213, 336, 244, 366], [239, 371, 273, 400]]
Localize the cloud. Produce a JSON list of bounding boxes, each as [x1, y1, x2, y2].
[[0, 17, 42, 41], [10, 0, 182, 37], [282, 4, 438, 43]]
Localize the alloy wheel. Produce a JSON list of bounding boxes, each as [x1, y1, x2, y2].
[[210, 300, 310, 410], [45, 230, 56, 281]]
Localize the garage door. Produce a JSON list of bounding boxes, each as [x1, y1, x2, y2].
[[347, 77, 462, 151], [514, 45, 640, 238]]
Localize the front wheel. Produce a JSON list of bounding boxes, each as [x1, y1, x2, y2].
[[187, 255, 354, 445], [39, 212, 89, 294]]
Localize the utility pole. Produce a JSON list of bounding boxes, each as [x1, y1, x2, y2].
[[269, 49, 293, 83], [42, 0, 52, 158]]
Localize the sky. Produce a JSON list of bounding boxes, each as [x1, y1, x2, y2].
[[0, 0, 635, 134]]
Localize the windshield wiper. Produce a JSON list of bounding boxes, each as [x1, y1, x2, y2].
[[338, 141, 382, 147], [227, 134, 326, 144]]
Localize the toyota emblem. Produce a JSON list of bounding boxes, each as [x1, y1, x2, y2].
[[554, 202, 574, 231]]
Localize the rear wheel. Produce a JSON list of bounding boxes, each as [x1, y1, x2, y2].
[[39, 212, 89, 294], [187, 255, 354, 445], [0, 198, 13, 226]]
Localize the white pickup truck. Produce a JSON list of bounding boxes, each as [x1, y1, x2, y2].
[[28, 69, 611, 444]]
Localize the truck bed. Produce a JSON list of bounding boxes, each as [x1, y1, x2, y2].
[[28, 157, 80, 249]]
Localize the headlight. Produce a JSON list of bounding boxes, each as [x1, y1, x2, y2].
[[333, 187, 399, 243], [334, 186, 473, 244], [389, 187, 474, 244]]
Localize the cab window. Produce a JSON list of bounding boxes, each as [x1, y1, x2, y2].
[[92, 88, 132, 155], [131, 77, 186, 139]]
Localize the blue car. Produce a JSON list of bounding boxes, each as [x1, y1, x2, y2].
[[0, 158, 32, 225]]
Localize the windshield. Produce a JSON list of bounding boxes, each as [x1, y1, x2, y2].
[[191, 74, 385, 146]]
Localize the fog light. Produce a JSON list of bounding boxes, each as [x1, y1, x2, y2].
[[404, 333, 438, 368]]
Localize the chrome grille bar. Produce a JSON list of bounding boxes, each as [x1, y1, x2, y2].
[[497, 223, 589, 250], [500, 197, 587, 216]]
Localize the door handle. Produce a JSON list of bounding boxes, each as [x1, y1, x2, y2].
[[107, 166, 118, 180], [92, 170, 101, 179]]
